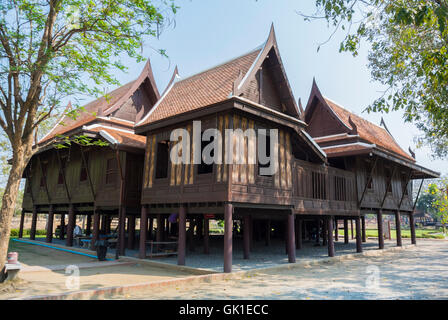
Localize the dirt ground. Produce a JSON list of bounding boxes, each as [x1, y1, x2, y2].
[[108, 240, 448, 300], [1, 240, 202, 299]]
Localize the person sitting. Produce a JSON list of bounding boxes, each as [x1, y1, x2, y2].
[[73, 225, 82, 237]]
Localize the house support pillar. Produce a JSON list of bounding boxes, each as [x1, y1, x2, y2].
[[46, 205, 54, 243], [30, 206, 37, 240], [18, 210, 25, 238], [361, 215, 366, 242], [322, 218, 328, 246], [59, 213, 65, 240], [327, 216, 334, 257], [344, 219, 349, 244], [203, 217, 209, 254], [128, 215, 136, 250], [355, 216, 362, 253], [334, 218, 338, 241], [86, 214, 92, 236], [139, 206, 148, 259], [287, 213, 296, 263], [409, 211, 416, 245], [66, 204, 75, 247], [377, 209, 384, 249], [92, 209, 100, 250], [178, 206, 186, 265], [395, 211, 402, 247], [223, 203, 233, 273]]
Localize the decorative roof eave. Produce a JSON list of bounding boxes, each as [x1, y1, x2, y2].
[[304, 79, 352, 131], [234, 23, 300, 117], [102, 58, 161, 116], [135, 66, 180, 128]]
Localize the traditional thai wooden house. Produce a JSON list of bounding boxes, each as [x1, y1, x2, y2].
[[134, 26, 363, 272], [303, 80, 440, 248], [19, 60, 160, 255]]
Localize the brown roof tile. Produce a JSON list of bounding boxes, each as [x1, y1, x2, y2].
[[139, 49, 261, 125], [324, 98, 416, 162]]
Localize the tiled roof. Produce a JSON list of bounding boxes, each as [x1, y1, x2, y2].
[[322, 143, 374, 157], [88, 126, 146, 149], [324, 98, 416, 162], [39, 80, 136, 144], [138, 49, 261, 125]]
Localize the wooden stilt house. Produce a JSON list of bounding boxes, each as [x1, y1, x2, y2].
[[20, 60, 160, 255]]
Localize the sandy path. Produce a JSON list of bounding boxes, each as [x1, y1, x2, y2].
[[108, 240, 448, 300]]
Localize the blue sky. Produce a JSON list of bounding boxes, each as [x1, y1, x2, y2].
[[99, 0, 447, 176]]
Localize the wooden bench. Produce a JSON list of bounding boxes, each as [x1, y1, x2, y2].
[[145, 241, 178, 258]]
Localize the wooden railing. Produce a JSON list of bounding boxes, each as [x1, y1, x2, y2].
[[293, 159, 356, 202]]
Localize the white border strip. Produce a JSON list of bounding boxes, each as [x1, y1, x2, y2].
[[98, 130, 118, 145], [321, 142, 376, 150], [83, 124, 134, 134]]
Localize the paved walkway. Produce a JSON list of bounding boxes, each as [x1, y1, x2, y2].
[[108, 240, 448, 300]]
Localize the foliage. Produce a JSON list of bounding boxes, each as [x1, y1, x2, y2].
[[416, 192, 438, 219], [302, 0, 448, 157], [427, 179, 448, 231]]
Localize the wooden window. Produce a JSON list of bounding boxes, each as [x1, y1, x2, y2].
[[155, 141, 169, 179], [198, 134, 213, 175], [40, 162, 47, 187], [334, 176, 346, 201], [258, 133, 272, 176], [312, 171, 326, 199], [106, 158, 118, 184], [80, 153, 89, 182], [57, 157, 67, 185]]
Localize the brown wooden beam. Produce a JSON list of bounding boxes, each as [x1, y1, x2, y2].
[[139, 206, 148, 259], [66, 204, 75, 247], [30, 206, 37, 240], [398, 168, 413, 209], [80, 146, 96, 201], [361, 216, 366, 243], [86, 214, 92, 236], [327, 216, 334, 257], [287, 213, 296, 263], [224, 203, 233, 273], [127, 215, 136, 250], [18, 210, 25, 238], [334, 218, 339, 241], [409, 212, 416, 245], [344, 219, 349, 244], [46, 205, 54, 243], [92, 209, 100, 250], [59, 213, 65, 240], [56, 149, 71, 202], [377, 209, 384, 249], [413, 179, 425, 211], [380, 166, 398, 208], [395, 211, 402, 247], [355, 216, 362, 253], [37, 155, 51, 203], [178, 206, 186, 265]]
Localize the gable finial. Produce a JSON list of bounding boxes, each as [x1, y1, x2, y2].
[[408, 146, 416, 159], [348, 116, 358, 135], [298, 98, 305, 121], [380, 116, 392, 135]]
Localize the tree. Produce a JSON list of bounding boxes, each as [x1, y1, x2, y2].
[[416, 192, 438, 220], [428, 179, 448, 233], [301, 0, 448, 157], [0, 0, 177, 276]]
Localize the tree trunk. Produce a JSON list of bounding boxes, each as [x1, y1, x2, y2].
[[0, 145, 29, 278]]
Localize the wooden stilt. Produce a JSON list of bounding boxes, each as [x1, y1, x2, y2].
[[188, 218, 196, 252], [178, 206, 187, 265], [18, 210, 25, 238], [148, 217, 153, 240], [409, 211, 416, 245], [66, 204, 75, 247], [395, 211, 402, 246], [46, 205, 54, 243], [30, 206, 37, 240], [361, 215, 366, 242], [156, 214, 162, 242], [243, 216, 250, 259], [344, 219, 349, 244], [128, 215, 136, 250], [203, 217, 209, 254], [59, 213, 65, 240], [92, 209, 100, 250], [355, 216, 362, 253], [287, 213, 296, 263], [86, 214, 92, 236], [327, 216, 334, 257], [378, 210, 384, 249], [224, 203, 233, 273], [351, 219, 354, 239], [118, 206, 126, 256], [139, 206, 148, 259], [334, 218, 338, 241]]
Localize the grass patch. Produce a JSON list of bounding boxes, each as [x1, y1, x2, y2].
[[337, 228, 445, 239]]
